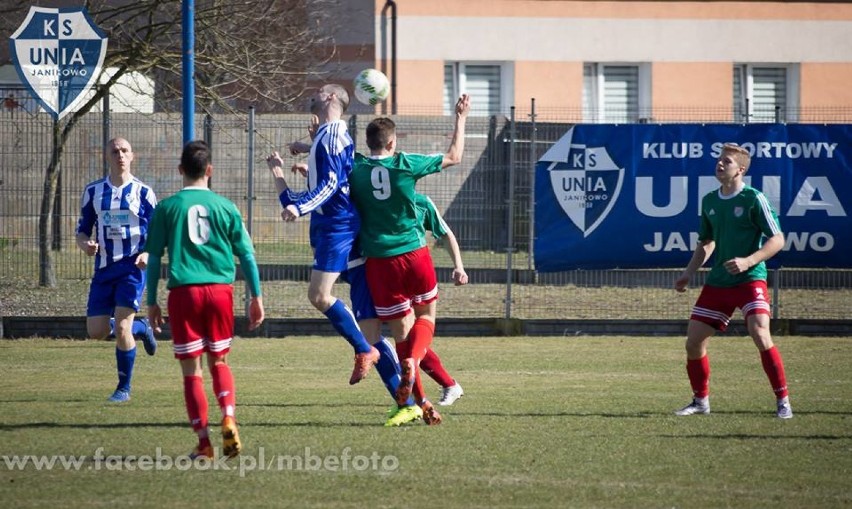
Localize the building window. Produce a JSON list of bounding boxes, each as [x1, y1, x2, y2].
[[733, 64, 799, 123], [444, 63, 512, 116], [583, 63, 651, 123]]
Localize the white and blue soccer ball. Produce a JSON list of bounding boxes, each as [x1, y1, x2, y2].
[[353, 68, 390, 106]]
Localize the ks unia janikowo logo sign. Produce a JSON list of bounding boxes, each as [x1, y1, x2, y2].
[[9, 6, 108, 119], [544, 144, 624, 238], [534, 124, 852, 272]]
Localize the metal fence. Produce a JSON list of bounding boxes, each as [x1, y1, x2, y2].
[[1, 103, 850, 320]]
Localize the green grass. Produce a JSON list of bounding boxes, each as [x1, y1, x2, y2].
[[1, 336, 850, 508]]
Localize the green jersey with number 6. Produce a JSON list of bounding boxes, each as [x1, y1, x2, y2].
[[145, 187, 255, 290], [350, 151, 444, 258], [699, 185, 782, 287]]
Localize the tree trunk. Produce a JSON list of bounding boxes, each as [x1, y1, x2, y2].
[[38, 120, 64, 287]]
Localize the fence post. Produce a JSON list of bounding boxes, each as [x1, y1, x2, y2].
[[505, 107, 516, 319], [772, 268, 780, 319], [348, 114, 357, 151], [102, 89, 110, 177], [204, 114, 213, 188], [528, 98, 536, 272], [245, 107, 256, 317]]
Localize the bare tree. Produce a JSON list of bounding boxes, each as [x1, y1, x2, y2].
[[1, 0, 342, 286]]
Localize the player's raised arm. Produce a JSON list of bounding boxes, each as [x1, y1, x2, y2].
[[442, 94, 471, 168]]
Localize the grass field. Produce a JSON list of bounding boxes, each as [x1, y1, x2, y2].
[[1, 335, 851, 508]]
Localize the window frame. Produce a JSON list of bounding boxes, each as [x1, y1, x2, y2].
[[444, 61, 514, 116], [733, 63, 800, 123], [583, 62, 651, 124]]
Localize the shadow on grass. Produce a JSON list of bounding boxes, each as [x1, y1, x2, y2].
[[0, 420, 383, 431], [0, 422, 186, 431], [453, 410, 656, 418], [661, 433, 852, 440]]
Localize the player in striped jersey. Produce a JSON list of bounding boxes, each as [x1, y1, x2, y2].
[[674, 143, 792, 419], [266, 83, 380, 386], [145, 140, 264, 459], [75, 138, 158, 403]]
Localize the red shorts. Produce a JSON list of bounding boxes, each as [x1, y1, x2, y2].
[[167, 284, 234, 359], [365, 246, 438, 320], [690, 280, 771, 332]]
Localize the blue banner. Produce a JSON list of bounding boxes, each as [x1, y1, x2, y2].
[[534, 124, 852, 271]]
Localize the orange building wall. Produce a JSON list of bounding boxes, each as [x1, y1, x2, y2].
[[389, 0, 852, 20], [652, 63, 733, 122], [800, 63, 852, 106], [395, 60, 446, 114], [513, 61, 583, 119]]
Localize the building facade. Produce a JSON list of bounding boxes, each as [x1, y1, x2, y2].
[[332, 0, 852, 122]]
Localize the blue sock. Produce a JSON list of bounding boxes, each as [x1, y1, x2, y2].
[[108, 318, 116, 339], [324, 299, 372, 354], [375, 337, 416, 406], [115, 346, 136, 392], [131, 319, 147, 337]]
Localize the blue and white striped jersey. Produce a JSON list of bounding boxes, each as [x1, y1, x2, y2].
[[278, 119, 359, 230], [76, 176, 157, 271]]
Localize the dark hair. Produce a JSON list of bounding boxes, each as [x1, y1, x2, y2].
[[181, 140, 210, 179], [365, 117, 396, 151]]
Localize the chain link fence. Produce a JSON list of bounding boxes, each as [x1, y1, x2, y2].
[[1, 101, 850, 320]]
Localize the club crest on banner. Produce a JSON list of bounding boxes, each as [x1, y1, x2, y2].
[[546, 144, 624, 237], [9, 6, 108, 119]]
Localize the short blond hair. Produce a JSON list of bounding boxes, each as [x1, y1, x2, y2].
[[721, 143, 751, 173]]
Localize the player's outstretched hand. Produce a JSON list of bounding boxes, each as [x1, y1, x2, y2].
[[81, 239, 98, 256], [724, 257, 751, 275], [453, 268, 469, 286], [281, 204, 299, 222], [248, 296, 265, 331], [288, 141, 311, 156], [674, 274, 690, 293], [291, 162, 308, 177], [455, 93, 471, 118], [266, 151, 285, 170], [135, 252, 149, 270], [147, 304, 165, 334]]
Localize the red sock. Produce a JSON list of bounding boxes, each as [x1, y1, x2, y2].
[[413, 369, 426, 405], [395, 339, 412, 360], [210, 362, 236, 418], [408, 318, 435, 363], [760, 346, 789, 398], [396, 338, 428, 404], [421, 348, 455, 388], [183, 375, 209, 440], [686, 356, 710, 398]]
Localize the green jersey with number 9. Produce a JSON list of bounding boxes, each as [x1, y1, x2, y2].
[[350, 151, 444, 258]]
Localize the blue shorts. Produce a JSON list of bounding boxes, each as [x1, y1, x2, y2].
[[310, 223, 358, 274], [341, 259, 378, 322], [87, 257, 145, 316]]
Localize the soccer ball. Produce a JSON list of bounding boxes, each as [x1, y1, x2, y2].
[[353, 68, 390, 106]]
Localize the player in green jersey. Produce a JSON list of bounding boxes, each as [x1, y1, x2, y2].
[[415, 193, 467, 406], [673, 143, 792, 419], [145, 140, 265, 459], [349, 94, 471, 425]]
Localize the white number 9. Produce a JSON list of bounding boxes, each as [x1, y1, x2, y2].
[[371, 167, 391, 200]]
